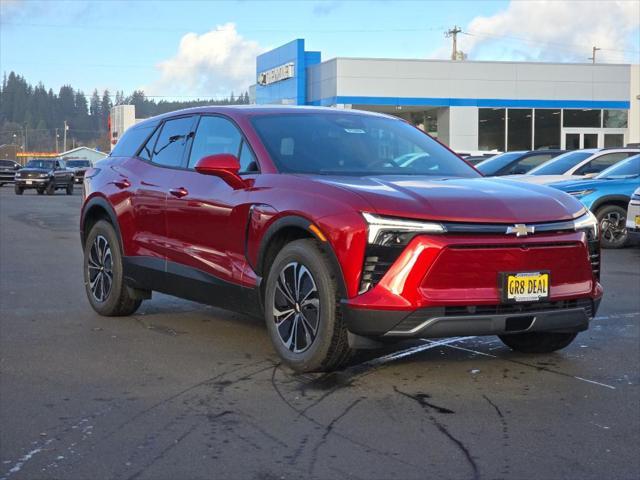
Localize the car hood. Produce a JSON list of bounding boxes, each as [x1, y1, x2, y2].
[[551, 177, 640, 193], [312, 175, 585, 223], [503, 174, 583, 185], [18, 168, 51, 174]]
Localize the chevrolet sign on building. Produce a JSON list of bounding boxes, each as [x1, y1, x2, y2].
[[257, 62, 295, 86]]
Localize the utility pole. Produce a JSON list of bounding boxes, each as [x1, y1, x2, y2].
[[55, 128, 59, 152], [24, 124, 28, 151], [588, 46, 601, 64], [446, 26, 462, 60], [63, 121, 68, 152]]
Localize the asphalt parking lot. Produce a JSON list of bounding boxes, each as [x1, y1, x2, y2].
[[1, 186, 639, 480]]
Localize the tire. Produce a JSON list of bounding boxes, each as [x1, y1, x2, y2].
[[14, 184, 23, 195], [83, 220, 142, 316], [264, 238, 352, 373], [46, 181, 55, 195], [499, 332, 577, 353], [66, 182, 74, 195], [596, 205, 628, 249], [37, 188, 44, 195]]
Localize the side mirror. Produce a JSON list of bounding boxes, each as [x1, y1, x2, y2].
[[14, 164, 20, 170], [194, 154, 245, 189]]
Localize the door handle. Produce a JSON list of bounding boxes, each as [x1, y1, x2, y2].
[[169, 187, 188, 198], [113, 179, 131, 189]]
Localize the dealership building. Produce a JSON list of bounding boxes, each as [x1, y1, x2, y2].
[[254, 39, 640, 152]]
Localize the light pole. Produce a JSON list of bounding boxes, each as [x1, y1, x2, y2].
[[55, 128, 59, 153]]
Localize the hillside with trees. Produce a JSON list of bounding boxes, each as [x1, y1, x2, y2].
[[0, 72, 250, 152]]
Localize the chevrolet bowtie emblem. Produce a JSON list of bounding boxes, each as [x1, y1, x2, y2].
[[506, 224, 535, 237]]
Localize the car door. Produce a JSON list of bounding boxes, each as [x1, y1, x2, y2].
[[164, 114, 259, 291], [128, 115, 196, 262], [54, 160, 68, 185]]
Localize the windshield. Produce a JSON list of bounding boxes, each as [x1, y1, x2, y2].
[[67, 160, 91, 167], [596, 155, 640, 179], [475, 152, 524, 175], [528, 150, 595, 175], [25, 160, 55, 169], [250, 113, 479, 177]]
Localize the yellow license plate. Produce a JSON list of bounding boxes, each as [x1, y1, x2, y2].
[[502, 272, 550, 303], [635, 215, 640, 227]]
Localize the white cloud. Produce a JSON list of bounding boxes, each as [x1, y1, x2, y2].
[[147, 23, 266, 98], [430, 1, 640, 63]]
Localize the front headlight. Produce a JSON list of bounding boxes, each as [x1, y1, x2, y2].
[[568, 189, 595, 197], [362, 212, 446, 245], [573, 210, 598, 239], [40, 173, 49, 177]]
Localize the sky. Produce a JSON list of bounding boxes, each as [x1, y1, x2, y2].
[[1, 0, 639, 100]]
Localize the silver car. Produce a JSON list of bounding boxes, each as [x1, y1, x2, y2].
[[626, 187, 640, 243]]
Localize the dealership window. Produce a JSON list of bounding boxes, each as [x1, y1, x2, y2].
[[478, 108, 505, 151], [604, 134, 625, 148], [534, 109, 561, 149], [603, 110, 628, 128], [507, 109, 532, 151], [563, 109, 601, 128]]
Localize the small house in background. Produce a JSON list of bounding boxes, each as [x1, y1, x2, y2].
[[58, 146, 107, 164]]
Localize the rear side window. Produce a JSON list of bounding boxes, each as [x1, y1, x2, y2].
[[138, 127, 160, 162], [238, 141, 259, 173], [505, 153, 555, 174], [575, 152, 634, 175], [187, 116, 242, 169], [110, 125, 156, 157], [152, 116, 195, 168]]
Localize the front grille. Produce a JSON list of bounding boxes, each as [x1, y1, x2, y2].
[[23, 172, 43, 178], [443, 298, 593, 317]]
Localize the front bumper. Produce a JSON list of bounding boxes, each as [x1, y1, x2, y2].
[[343, 297, 600, 338], [15, 178, 49, 188]]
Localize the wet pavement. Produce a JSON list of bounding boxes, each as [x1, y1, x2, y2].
[[1, 187, 639, 480]]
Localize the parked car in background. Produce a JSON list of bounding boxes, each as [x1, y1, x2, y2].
[[0, 159, 21, 186], [463, 153, 498, 166], [475, 150, 564, 176], [549, 155, 640, 249], [626, 187, 640, 243], [81, 106, 602, 372], [512, 148, 639, 185], [66, 159, 93, 184], [14, 158, 74, 195]]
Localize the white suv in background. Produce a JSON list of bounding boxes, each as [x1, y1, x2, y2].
[[510, 148, 639, 185], [626, 187, 640, 243]]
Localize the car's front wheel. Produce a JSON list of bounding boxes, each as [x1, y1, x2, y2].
[[264, 239, 352, 373], [46, 181, 55, 195], [597, 205, 628, 249], [14, 185, 23, 195], [84, 220, 141, 316], [499, 331, 577, 353], [66, 182, 74, 195]]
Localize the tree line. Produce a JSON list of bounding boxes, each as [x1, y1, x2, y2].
[[0, 72, 250, 152]]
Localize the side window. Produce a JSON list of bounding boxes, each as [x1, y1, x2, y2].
[[507, 154, 554, 174], [238, 141, 259, 173], [111, 124, 156, 157], [55, 161, 62, 169], [188, 116, 241, 169], [138, 127, 160, 162], [151, 117, 194, 168], [576, 152, 631, 175]]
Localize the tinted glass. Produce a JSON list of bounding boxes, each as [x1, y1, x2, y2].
[[575, 152, 634, 175], [138, 127, 160, 162], [152, 117, 194, 168], [238, 141, 259, 173], [507, 109, 532, 151], [110, 125, 156, 157], [0, 160, 15, 167], [251, 113, 478, 177], [604, 134, 624, 148], [26, 160, 54, 169], [596, 155, 640, 178], [188, 116, 242, 169], [563, 109, 601, 128], [475, 152, 524, 175], [478, 108, 505, 151], [603, 110, 628, 128], [67, 160, 91, 167], [528, 150, 594, 175], [534, 109, 561, 149], [503, 153, 556, 175]]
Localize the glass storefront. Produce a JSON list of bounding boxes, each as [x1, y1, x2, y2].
[[534, 109, 561, 149], [507, 109, 532, 151], [478, 108, 505, 151]]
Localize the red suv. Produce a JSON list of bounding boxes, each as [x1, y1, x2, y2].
[[81, 106, 602, 372]]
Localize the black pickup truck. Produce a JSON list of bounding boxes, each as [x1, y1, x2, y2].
[[0, 160, 21, 186], [14, 159, 74, 195]]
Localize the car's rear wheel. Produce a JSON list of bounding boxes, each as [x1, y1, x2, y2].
[[66, 182, 73, 195], [14, 185, 23, 195], [596, 205, 628, 249], [46, 181, 55, 195], [264, 239, 352, 373], [498, 332, 577, 353], [84, 220, 141, 316]]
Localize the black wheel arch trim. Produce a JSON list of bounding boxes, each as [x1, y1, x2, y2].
[[81, 196, 123, 251], [254, 214, 348, 298], [591, 195, 631, 213]]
